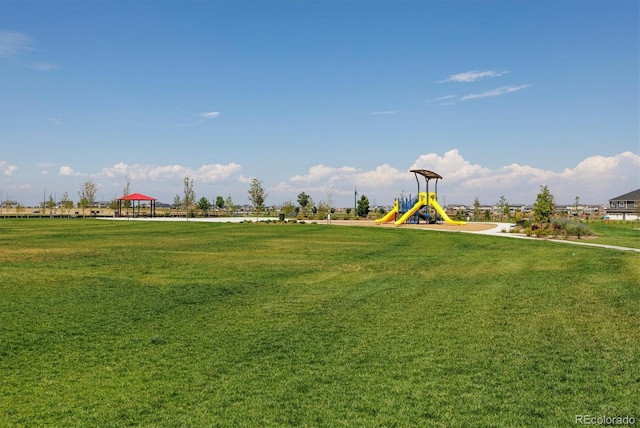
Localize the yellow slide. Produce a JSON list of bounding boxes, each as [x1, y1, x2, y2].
[[427, 193, 466, 225], [392, 192, 466, 226], [394, 193, 428, 225], [375, 200, 399, 223]]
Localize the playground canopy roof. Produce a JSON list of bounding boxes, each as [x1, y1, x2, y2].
[[409, 169, 443, 180], [117, 193, 157, 201]]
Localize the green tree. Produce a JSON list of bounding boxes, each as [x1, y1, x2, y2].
[[533, 185, 556, 224], [280, 201, 296, 218], [215, 196, 225, 210], [77, 197, 89, 216], [473, 197, 481, 220], [316, 201, 330, 219], [60, 192, 74, 217], [496, 195, 508, 222], [248, 177, 267, 218], [108, 199, 118, 213], [297, 192, 311, 216], [182, 177, 196, 219], [78, 180, 98, 215], [225, 194, 236, 216], [122, 174, 132, 210], [356, 194, 370, 218], [326, 190, 334, 213], [46, 195, 56, 217], [196, 197, 211, 217], [173, 194, 182, 217]]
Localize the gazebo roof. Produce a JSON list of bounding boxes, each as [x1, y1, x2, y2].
[[409, 169, 443, 180], [118, 192, 157, 201]]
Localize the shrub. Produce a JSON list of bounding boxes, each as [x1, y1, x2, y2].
[[564, 222, 592, 239], [533, 228, 548, 238]]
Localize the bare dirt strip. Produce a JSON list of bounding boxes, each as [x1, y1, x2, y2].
[[327, 219, 497, 232]]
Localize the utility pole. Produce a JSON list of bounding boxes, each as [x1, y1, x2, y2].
[[354, 188, 358, 216]]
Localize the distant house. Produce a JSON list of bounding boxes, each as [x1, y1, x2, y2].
[[606, 189, 640, 220], [1, 200, 20, 208]]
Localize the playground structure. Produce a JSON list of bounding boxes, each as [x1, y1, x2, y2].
[[375, 169, 465, 226]]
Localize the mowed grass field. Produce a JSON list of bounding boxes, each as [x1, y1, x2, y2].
[[579, 221, 640, 249], [0, 220, 638, 427]]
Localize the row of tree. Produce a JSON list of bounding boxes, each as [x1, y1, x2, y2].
[[35, 180, 99, 216], [174, 177, 267, 218], [466, 186, 567, 223], [37, 178, 557, 222]]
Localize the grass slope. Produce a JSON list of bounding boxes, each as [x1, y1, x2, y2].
[[0, 220, 638, 427]]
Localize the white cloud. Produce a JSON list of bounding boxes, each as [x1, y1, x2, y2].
[[36, 162, 56, 168], [59, 166, 74, 176], [272, 150, 639, 206], [423, 95, 457, 105], [194, 163, 242, 181], [196, 112, 220, 119], [102, 162, 241, 182], [27, 61, 59, 71], [460, 84, 531, 101], [424, 85, 529, 106], [59, 166, 84, 176], [272, 163, 405, 203], [354, 164, 406, 188], [369, 110, 398, 115], [439, 70, 508, 83], [409, 150, 639, 204], [46, 117, 63, 125], [238, 174, 253, 184], [411, 149, 489, 181], [0, 161, 18, 176], [0, 31, 34, 57], [38, 151, 639, 208], [290, 164, 357, 183]]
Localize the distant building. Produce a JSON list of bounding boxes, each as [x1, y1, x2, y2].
[[1, 200, 20, 208], [606, 189, 640, 220]]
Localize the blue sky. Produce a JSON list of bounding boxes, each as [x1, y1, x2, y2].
[[1, 0, 638, 208]]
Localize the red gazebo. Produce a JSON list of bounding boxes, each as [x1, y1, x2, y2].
[[117, 193, 157, 218]]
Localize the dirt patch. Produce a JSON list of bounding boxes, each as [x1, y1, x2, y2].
[[326, 219, 497, 232]]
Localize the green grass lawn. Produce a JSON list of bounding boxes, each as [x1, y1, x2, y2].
[[582, 221, 640, 249], [0, 219, 638, 427]]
